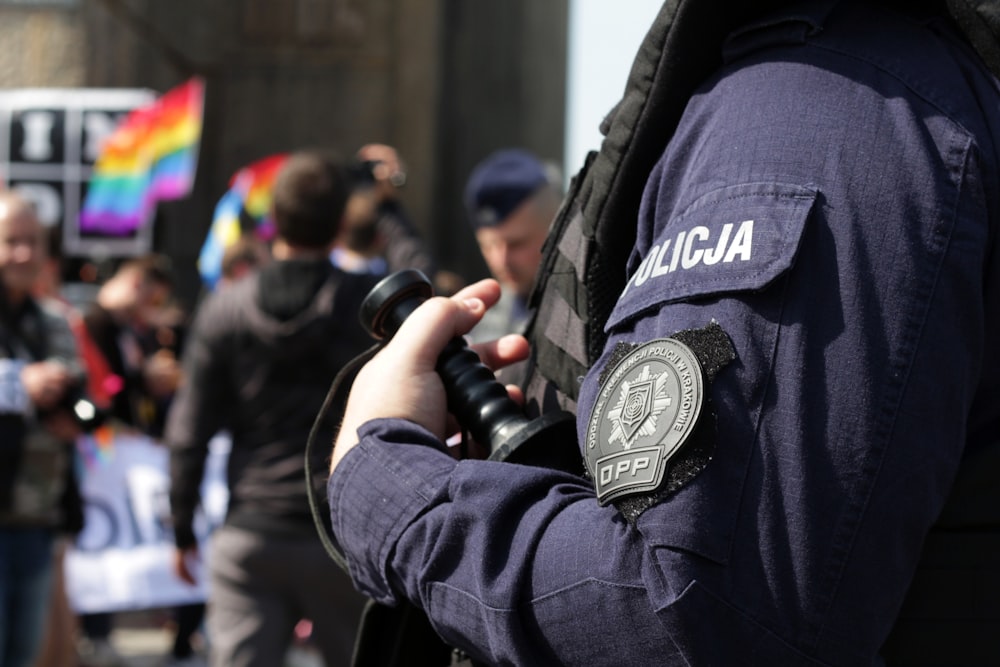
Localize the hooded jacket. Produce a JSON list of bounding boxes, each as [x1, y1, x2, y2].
[[167, 259, 376, 549]]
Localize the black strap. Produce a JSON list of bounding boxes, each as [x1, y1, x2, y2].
[[881, 531, 1000, 665], [350, 598, 455, 667], [305, 341, 382, 571]]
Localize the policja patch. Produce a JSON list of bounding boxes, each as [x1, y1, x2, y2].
[[585, 322, 735, 514]]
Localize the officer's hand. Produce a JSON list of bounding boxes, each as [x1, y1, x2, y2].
[[331, 278, 528, 473]]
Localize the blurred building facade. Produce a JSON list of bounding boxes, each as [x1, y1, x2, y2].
[[0, 0, 568, 305]]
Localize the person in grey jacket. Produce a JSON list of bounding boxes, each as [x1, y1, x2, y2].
[[0, 191, 85, 667], [166, 152, 375, 667]]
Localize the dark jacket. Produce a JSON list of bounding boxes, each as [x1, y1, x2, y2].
[[167, 259, 376, 549], [83, 304, 146, 431], [0, 293, 85, 534]]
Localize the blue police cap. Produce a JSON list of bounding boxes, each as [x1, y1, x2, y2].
[[464, 149, 548, 229]]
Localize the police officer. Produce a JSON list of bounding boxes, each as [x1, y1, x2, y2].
[[327, 2, 1000, 664], [463, 148, 561, 345]]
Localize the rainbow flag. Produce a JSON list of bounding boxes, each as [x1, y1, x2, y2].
[[80, 77, 205, 236], [198, 153, 288, 288]]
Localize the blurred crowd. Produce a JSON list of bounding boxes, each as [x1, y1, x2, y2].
[[0, 142, 561, 667]]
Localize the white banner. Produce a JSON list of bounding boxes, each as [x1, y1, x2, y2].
[[65, 433, 230, 614]]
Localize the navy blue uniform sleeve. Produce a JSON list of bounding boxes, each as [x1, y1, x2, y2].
[[329, 419, 673, 665], [330, 5, 1000, 665]]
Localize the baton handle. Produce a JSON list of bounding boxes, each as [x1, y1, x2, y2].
[[360, 269, 531, 450]]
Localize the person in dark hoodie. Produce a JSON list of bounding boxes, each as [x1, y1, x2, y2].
[[166, 151, 373, 667]]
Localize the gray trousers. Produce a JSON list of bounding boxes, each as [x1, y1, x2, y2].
[[208, 524, 366, 667]]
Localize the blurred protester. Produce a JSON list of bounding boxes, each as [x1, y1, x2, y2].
[[166, 151, 373, 667], [83, 254, 181, 438], [356, 143, 464, 294], [463, 148, 562, 345], [0, 191, 85, 667], [34, 228, 118, 413], [79, 254, 184, 667], [167, 236, 271, 665]]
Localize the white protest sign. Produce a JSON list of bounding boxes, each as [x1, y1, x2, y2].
[[65, 432, 230, 613]]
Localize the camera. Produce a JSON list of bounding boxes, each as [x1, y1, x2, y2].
[[65, 389, 109, 433], [41, 383, 110, 434], [358, 159, 407, 188]]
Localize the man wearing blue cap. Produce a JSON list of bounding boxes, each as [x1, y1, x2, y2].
[[463, 148, 561, 345]]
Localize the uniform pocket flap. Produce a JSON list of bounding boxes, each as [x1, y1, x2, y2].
[[607, 182, 817, 331]]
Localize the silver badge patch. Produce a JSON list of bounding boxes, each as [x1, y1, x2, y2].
[[585, 338, 705, 505]]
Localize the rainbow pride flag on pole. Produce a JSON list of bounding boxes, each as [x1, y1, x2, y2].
[[198, 153, 288, 289], [80, 77, 205, 236]]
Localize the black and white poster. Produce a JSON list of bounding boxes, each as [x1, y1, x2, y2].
[[0, 88, 155, 258]]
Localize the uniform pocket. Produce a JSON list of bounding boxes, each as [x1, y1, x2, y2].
[[608, 181, 817, 330]]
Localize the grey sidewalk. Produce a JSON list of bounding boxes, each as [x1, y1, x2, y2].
[[111, 624, 183, 667], [103, 611, 324, 667]]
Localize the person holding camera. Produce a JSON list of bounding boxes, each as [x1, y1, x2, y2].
[[356, 143, 465, 295], [0, 190, 85, 667], [83, 254, 180, 440], [78, 253, 184, 666]]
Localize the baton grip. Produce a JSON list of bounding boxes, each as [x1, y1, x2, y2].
[[360, 270, 531, 453], [359, 269, 581, 473]]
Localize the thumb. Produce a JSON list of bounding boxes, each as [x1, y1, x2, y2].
[[385, 295, 488, 370]]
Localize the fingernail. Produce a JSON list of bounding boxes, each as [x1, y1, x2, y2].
[[463, 298, 483, 311]]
